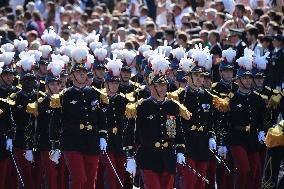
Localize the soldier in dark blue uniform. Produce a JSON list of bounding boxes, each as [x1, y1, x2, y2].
[[92, 48, 107, 89], [123, 55, 189, 189]]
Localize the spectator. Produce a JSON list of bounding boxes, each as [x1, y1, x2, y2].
[[209, 30, 222, 81], [32, 11, 45, 35], [24, 11, 40, 34]]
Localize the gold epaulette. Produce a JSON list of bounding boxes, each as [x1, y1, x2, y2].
[[0, 98, 15, 106], [26, 102, 38, 117], [205, 89, 231, 112], [268, 94, 282, 109], [211, 82, 218, 88], [265, 120, 284, 148], [171, 99, 192, 120], [39, 91, 46, 97], [125, 99, 144, 119], [253, 91, 269, 100], [50, 94, 61, 108], [16, 85, 22, 90], [9, 93, 16, 100], [129, 80, 143, 89], [167, 88, 184, 102], [265, 86, 281, 95], [92, 86, 109, 104], [120, 92, 135, 102]]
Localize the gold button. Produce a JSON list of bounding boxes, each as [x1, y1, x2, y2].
[[113, 108, 115, 110], [160, 108, 162, 110], [155, 142, 161, 148], [86, 114, 89, 117]]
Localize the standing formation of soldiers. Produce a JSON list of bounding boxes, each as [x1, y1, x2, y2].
[[0, 27, 283, 189]]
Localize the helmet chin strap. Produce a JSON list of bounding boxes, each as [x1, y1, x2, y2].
[[240, 77, 251, 90], [47, 84, 55, 95], [106, 82, 116, 95], [72, 72, 87, 86], [190, 74, 198, 88], [153, 84, 161, 98]]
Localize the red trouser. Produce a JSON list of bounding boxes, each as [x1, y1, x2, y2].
[[230, 145, 261, 189], [96, 159, 105, 189], [141, 169, 174, 189], [216, 153, 234, 189], [15, 148, 36, 189], [0, 158, 9, 189], [40, 151, 66, 189], [64, 151, 99, 189], [101, 152, 126, 189], [205, 153, 217, 189], [180, 157, 208, 189]]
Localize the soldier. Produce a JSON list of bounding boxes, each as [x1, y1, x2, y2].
[[212, 48, 238, 189], [99, 56, 131, 189], [92, 47, 108, 89], [10, 54, 40, 189], [228, 48, 265, 189], [50, 45, 107, 189], [262, 119, 284, 189], [174, 46, 216, 189], [27, 57, 65, 189], [268, 35, 284, 88], [118, 49, 137, 94], [124, 53, 190, 189], [0, 52, 19, 98], [0, 62, 16, 189]]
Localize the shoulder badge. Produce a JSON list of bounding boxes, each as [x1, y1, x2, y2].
[[9, 93, 17, 100], [171, 99, 192, 120], [167, 88, 184, 102], [50, 94, 61, 108], [212, 82, 218, 88], [120, 92, 135, 102], [125, 98, 144, 119], [26, 102, 38, 117]]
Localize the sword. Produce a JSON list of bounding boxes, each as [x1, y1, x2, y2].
[[104, 151, 124, 188], [183, 162, 209, 184], [209, 148, 231, 173], [10, 151, 24, 188]]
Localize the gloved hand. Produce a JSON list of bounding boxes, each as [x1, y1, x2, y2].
[[209, 138, 217, 150], [49, 149, 61, 164], [217, 146, 228, 159], [25, 150, 33, 162], [100, 138, 107, 151], [258, 131, 265, 143], [126, 158, 136, 176], [6, 138, 13, 152], [177, 153, 185, 164]]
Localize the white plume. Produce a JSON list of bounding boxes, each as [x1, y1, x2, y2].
[[71, 44, 89, 63], [112, 49, 124, 59], [85, 31, 100, 44], [89, 41, 103, 52], [111, 42, 125, 51], [179, 56, 194, 72], [105, 56, 123, 76], [39, 45, 52, 59], [189, 44, 212, 70], [28, 50, 42, 62], [51, 54, 70, 65], [94, 48, 107, 61], [236, 48, 254, 70], [122, 49, 136, 65], [1, 43, 14, 52], [158, 45, 172, 57], [47, 60, 64, 77], [0, 52, 15, 65], [151, 54, 170, 75], [86, 54, 94, 69], [17, 54, 35, 72], [171, 47, 186, 61], [254, 50, 270, 71], [222, 48, 236, 63], [14, 39, 28, 52], [138, 44, 152, 54], [41, 28, 57, 45]]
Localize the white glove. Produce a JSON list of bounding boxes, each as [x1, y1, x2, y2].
[[24, 150, 34, 162], [258, 131, 265, 143], [49, 149, 61, 164], [6, 138, 13, 152], [126, 158, 136, 176], [177, 153, 186, 164], [209, 138, 217, 150], [217, 146, 228, 159], [100, 138, 107, 151]]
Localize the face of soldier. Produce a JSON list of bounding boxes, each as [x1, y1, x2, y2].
[[203, 77, 212, 89], [238, 76, 252, 89], [105, 81, 120, 94], [93, 68, 105, 80], [46, 81, 61, 95], [60, 76, 67, 90], [220, 69, 234, 83], [21, 78, 36, 92], [253, 77, 264, 88], [187, 73, 204, 88], [39, 64, 48, 75], [150, 83, 168, 98], [120, 70, 131, 82], [72, 70, 88, 86], [0, 73, 14, 86]]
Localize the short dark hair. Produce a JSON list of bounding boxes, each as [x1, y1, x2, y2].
[[247, 27, 259, 38], [253, 9, 264, 17], [235, 4, 245, 12], [216, 12, 225, 20], [209, 30, 220, 42], [24, 11, 32, 20]]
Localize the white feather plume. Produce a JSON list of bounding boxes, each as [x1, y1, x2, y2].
[[254, 51, 270, 71], [151, 54, 170, 75], [222, 48, 236, 63], [47, 60, 64, 77], [111, 42, 125, 51], [138, 44, 152, 54], [85, 31, 100, 44], [39, 45, 52, 59], [59, 42, 76, 58], [71, 44, 89, 63], [86, 54, 94, 69], [89, 41, 103, 52], [189, 44, 212, 70], [14, 39, 28, 52], [236, 48, 254, 70], [179, 56, 194, 72], [51, 54, 70, 65], [94, 48, 107, 61], [105, 56, 123, 77], [41, 28, 57, 45], [122, 49, 136, 65], [1, 43, 14, 52], [17, 54, 35, 72], [171, 47, 186, 61], [0, 52, 15, 65], [112, 49, 124, 60], [28, 50, 42, 62]]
